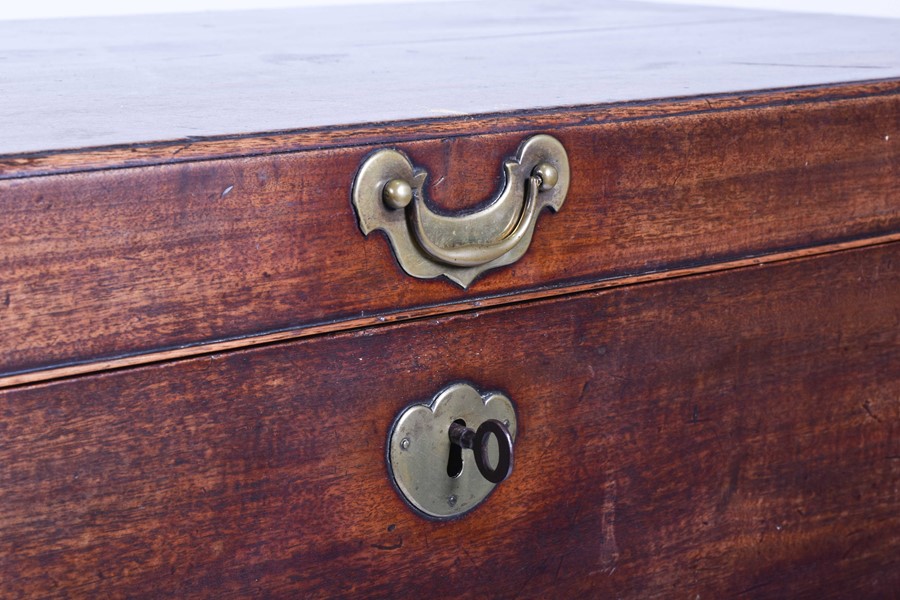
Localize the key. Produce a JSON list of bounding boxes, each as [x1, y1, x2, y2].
[[448, 419, 514, 484]]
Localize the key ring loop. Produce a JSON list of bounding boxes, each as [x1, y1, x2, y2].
[[473, 419, 514, 484]]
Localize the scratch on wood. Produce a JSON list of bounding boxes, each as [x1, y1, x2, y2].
[[460, 545, 479, 569], [577, 365, 596, 403], [862, 400, 882, 422], [171, 143, 192, 156], [371, 536, 403, 551], [598, 476, 620, 572], [512, 563, 539, 599], [732, 577, 778, 597], [554, 553, 566, 582]]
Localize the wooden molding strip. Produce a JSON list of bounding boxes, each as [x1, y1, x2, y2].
[[2, 79, 898, 181], [2, 232, 897, 391]]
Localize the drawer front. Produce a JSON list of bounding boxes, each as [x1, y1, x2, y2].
[[1, 244, 898, 597], [1, 87, 898, 380]]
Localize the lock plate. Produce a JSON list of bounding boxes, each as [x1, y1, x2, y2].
[[387, 383, 517, 519]]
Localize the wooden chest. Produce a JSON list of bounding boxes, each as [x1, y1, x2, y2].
[[1, 2, 898, 597]]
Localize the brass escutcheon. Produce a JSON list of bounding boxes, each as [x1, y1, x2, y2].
[[387, 383, 517, 519]]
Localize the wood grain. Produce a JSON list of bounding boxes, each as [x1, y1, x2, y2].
[[2, 1, 899, 157], [1, 231, 897, 391], [1, 243, 897, 598], [1, 89, 897, 379]]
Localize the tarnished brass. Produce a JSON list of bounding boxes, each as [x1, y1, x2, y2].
[[382, 178, 413, 209], [352, 134, 569, 288], [387, 383, 518, 519]]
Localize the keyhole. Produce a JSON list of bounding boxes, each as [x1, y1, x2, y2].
[[446, 419, 466, 478]]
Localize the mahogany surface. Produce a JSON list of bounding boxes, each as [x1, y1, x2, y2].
[[1, 244, 898, 598], [1, 86, 897, 380], [1, 3, 898, 596]]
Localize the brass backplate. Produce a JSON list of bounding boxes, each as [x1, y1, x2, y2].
[[352, 134, 569, 288], [387, 383, 518, 519]]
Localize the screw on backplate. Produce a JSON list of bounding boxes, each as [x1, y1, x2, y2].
[[448, 495, 457, 507], [503, 419, 510, 427], [400, 438, 410, 450]]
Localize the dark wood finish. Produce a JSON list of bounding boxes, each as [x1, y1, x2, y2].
[[1, 244, 897, 598], [2, 233, 896, 390], [2, 1, 899, 157], [3, 4, 897, 597], [2, 89, 897, 379]]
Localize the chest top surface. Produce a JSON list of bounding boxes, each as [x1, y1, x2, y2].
[[1, 0, 900, 156]]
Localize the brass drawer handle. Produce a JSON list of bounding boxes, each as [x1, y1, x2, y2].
[[352, 134, 569, 288]]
